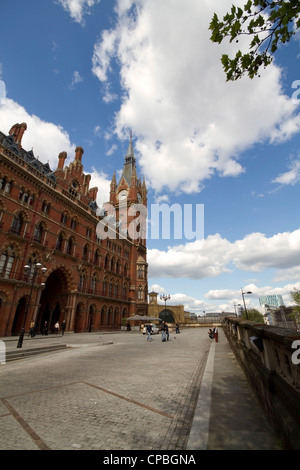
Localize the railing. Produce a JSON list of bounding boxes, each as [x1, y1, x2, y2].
[[222, 317, 300, 450]]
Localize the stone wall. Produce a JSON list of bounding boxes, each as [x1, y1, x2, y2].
[[222, 317, 300, 450]]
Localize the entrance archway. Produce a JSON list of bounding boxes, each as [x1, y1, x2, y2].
[[37, 268, 69, 333], [159, 308, 175, 323]]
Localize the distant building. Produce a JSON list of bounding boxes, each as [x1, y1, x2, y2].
[[264, 306, 297, 330], [259, 295, 284, 309]]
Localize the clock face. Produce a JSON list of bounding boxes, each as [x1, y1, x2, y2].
[[118, 190, 128, 200]]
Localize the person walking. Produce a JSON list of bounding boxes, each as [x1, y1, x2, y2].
[[165, 322, 169, 341], [43, 321, 48, 336], [161, 322, 166, 342], [61, 320, 66, 336], [28, 320, 35, 337], [54, 321, 60, 335], [146, 323, 152, 341], [208, 328, 214, 340]]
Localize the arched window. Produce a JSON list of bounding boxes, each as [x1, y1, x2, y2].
[[66, 237, 73, 255], [60, 211, 68, 225], [91, 273, 98, 293], [11, 213, 24, 235], [94, 249, 100, 266], [83, 244, 89, 261], [78, 271, 86, 292], [124, 263, 129, 277], [70, 217, 77, 230], [56, 233, 64, 251], [33, 222, 44, 243], [137, 286, 144, 301], [0, 245, 15, 278]]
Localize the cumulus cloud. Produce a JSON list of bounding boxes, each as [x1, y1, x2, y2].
[[58, 0, 101, 25], [0, 94, 75, 169], [147, 229, 300, 279], [272, 157, 300, 185], [91, 0, 300, 194]]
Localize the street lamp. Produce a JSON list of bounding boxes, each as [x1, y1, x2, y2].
[[241, 288, 252, 320], [17, 262, 47, 348], [160, 294, 171, 321]]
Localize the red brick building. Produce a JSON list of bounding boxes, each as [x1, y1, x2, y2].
[[0, 123, 148, 336]]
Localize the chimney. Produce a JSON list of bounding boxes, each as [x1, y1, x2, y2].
[[75, 146, 84, 162], [9, 122, 27, 146], [57, 151, 67, 170]]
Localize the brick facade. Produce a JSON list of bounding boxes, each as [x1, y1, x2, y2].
[[0, 123, 148, 336]]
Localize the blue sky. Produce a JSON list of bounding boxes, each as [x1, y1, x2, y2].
[[1, 0, 300, 315]]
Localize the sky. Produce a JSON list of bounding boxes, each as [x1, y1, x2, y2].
[[0, 0, 300, 316]]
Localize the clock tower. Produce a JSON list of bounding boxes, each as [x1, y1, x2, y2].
[[109, 132, 148, 317]]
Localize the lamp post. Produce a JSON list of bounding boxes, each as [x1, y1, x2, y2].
[[160, 294, 171, 321], [241, 288, 252, 320], [17, 262, 47, 348]]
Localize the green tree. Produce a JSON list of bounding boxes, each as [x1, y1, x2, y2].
[[241, 307, 264, 322], [290, 288, 300, 327], [209, 0, 300, 81]]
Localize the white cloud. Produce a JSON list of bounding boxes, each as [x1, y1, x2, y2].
[[58, 0, 101, 25], [91, 0, 300, 195], [69, 71, 84, 89], [89, 168, 111, 206], [272, 157, 300, 185], [148, 229, 300, 279], [0, 94, 75, 169]]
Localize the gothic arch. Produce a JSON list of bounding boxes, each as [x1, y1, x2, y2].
[[159, 308, 175, 324]]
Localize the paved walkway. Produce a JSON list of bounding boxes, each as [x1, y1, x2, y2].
[[0, 327, 284, 451]]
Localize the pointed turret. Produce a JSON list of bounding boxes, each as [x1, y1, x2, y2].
[[119, 131, 136, 186]]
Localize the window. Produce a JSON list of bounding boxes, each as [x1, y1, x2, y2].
[[33, 223, 43, 243], [56, 233, 64, 251], [0, 245, 15, 278], [11, 213, 24, 235], [137, 287, 144, 301], [60, 212, 68, 225], [0, 177, 10, 193], [83, 244, 89, 261], [70, 218, 77, 230], [94, 249, 100, 266], [78, 272, 86, 291], [41, 201, 50, 215], [66, 237, 73, 255]]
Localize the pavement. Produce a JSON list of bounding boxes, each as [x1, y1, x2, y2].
[[0, 327, 284, 451]]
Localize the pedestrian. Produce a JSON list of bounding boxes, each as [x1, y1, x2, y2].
[[61, 320, 66, 336], [161, 323, 166, 342], [165, 322, 169, 341], [54, 321, 60, 335], [208, 328, 214, 340], [146, 323, 152, 341], [175, 323, 180, 334], [28, 320, 35, 337], [43, 321, 48, 336]]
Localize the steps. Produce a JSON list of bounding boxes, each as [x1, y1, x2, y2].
[[5, 343, 68, 362]]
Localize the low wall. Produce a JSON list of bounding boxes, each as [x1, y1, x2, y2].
[[222, 317, 300, 450]]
